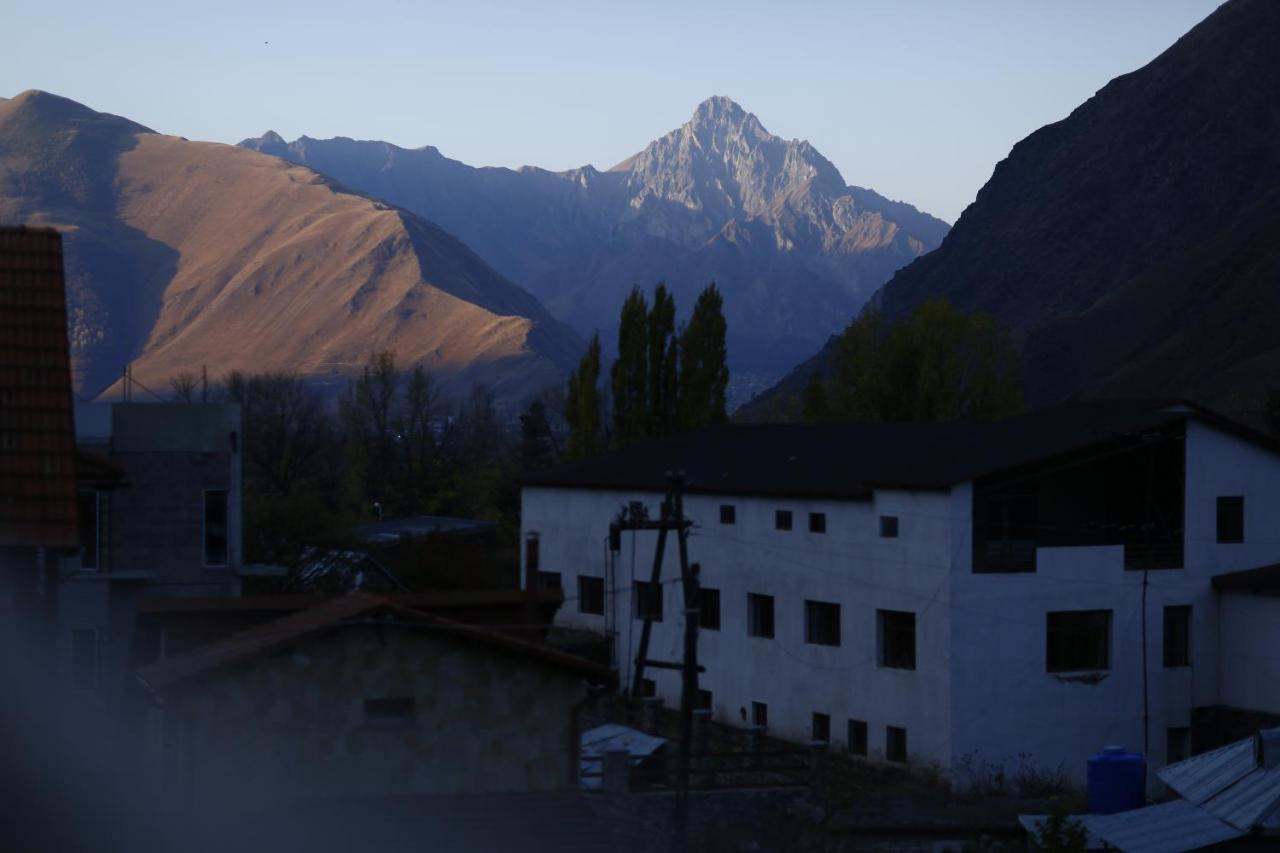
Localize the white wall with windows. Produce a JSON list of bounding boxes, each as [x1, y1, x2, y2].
[[522, 485, 955, 765]]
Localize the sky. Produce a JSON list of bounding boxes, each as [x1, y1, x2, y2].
[[5, 0, 1222, 223]]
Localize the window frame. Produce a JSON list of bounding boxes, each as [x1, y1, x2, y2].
[[775, 510, 793, 531], [1046, 609, 1112, 673], [804, 599, 841, 647], [751, 701, 768, 729], [633, 580, 664, 622], [747, 592, 775, 639], [203, 488, 230, 568], [886, 726, 908, 763], [1216, 495, 1244, 544], [809, 512, 826, 534], [698, 586, 721, 630], [877, 609, 917, 670], [1163, 604, 1192, 669], [848, 719, 868, 756], [719, 504, 736, 525], [577, 575, 604, 615], [879, 515, 899, 539], [812, 712, 831, 744]]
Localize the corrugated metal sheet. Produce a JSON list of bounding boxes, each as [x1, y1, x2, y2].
[[580, 724, 667, 790], [1158, 737, 1255, 804], [0, 227, 79, 548], [1202, 765, 1280, 830], [1082, 799, 1244, 853]]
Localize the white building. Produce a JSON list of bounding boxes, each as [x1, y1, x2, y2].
[[521, 400, 1280, 783]]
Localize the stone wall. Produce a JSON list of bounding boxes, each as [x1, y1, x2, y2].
[[169, 624, 589, 799]]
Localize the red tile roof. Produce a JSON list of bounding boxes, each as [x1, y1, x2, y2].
[[0, 227, 78, 548], [135, 592, 612, 691]]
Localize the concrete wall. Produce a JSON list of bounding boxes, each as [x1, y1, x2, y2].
[[1218, 593, 1280, 715], [949, 420, 1280, 784], [522, 485, 954, 766], [163, 625, 589, 799]]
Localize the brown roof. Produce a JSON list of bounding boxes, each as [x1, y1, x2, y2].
[[135, 592, 612, 691], [0, 227, 79, 548]]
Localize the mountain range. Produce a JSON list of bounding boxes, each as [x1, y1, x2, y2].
[[0, 90, 583, 402], [755, 0, 1280, 417], [240, 97, 948, 379]]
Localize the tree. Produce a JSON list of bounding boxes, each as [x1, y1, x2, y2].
[[339, 350, 402, 514], [611, 286, 650, 447], [565, 335, 603, 459], [800, 373, 832, 423], [170, 370, 200, 402], [519, 401, 556, 473], [816, 298, 1022, 423], [647, 283, 679, 438], [678, 283, 729, 429]]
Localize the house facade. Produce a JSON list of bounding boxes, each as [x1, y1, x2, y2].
[[136, 595, 611, 799], [521, 401, 1280, 783]]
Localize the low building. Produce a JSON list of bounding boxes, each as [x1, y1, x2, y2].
[[59, 401, 242, 708], [521, 400, 1280, 784], [135, 593, 613, 799]]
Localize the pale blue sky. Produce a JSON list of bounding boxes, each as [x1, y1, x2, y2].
[[6, 0, 1221, 222]]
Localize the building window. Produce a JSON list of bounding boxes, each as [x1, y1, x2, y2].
[[812, 712, 830, 744], [809, 512, 826, 534], [1216, 496, 1244, 543], [537, 571, 562, 591], [1167, 726, 1191, 764], [848, 719, 868, 756], [775, 510, 792, 531], [697, 689, 713, 711], [1163, 605, 1191, 668], [203, 489, 229, 567], [880, 515, 899, 538], [747, 593, 775, 639], [78, 490, 100, 570], [363, 697, 415, 728], [634, 581, 663, 622], [805, 600, 841, 646], [877, 610, 916, 670], [578, 576, 604, 615], [640, 678, 657, 698], [1046, 610, 1112, 672], [699, 587, 721, 630], [751, 701, 768, 729], [70, 628, 98, 689], [886, 726, 908, 763], [720, 504, 736, 525]]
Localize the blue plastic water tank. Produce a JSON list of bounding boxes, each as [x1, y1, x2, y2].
[[1087, 745, 1145, 814]]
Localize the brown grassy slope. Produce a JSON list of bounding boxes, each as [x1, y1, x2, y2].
[[0, 91, 582, 402]]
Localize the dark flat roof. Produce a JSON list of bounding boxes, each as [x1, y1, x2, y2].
[[1212, 563, 1280, 595], [524, 400, 1277, 500]]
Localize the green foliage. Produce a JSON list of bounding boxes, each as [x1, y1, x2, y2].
[[565, 334, 604, 459], [611, 286, 650, 448], [678, 282, 730, 430], [647, 283, 679, 438], [817, 298, 1023, 423], [1032, 805, 1089, 852], [519, 400, 556, 473]]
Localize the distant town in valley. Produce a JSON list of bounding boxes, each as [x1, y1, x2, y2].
[[3, 1, 1280, 851]]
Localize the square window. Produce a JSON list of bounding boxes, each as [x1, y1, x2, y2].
[[364, 697, 415, 728], [634, 581, 663, 622], [812, 712, 830, 744], [71, 628, 98, 690], [537, 571, 562, 591], [809, 512, 826, 534], [699, 587, 721, 630], [747, 593, 775, 639], [1217, 496, 1244, 543], [1163, 605, 1191, 668], [751, 701, 768, 729], [848, 719, 868, 756], [880, 515, 899, 538], [805, 600, 841, 646], [640, 678, 657, 698], [886, 726, 908, 763], [775, 510, 793, 531], [1167, 726, 1191, 764], [720, 504, 736, 525], [578, 576, 604, 615], [877, 610, 916, 670], [204, 489, 229, 567], [697, 689, 713, 711], [78, 490, 100, 570], [1046, 610, 1112, 672]]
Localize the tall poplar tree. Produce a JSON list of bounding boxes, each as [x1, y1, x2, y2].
[[565, 335, 603, 459], [647, 283, 679, 439], [678, 283, 729, 429], [611, 286, 650, 448]]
